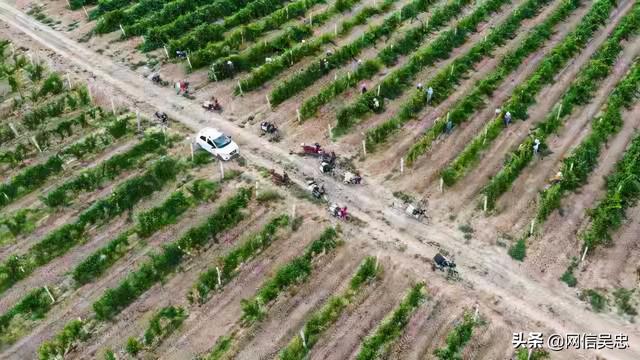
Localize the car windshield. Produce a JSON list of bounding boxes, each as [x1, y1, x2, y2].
[[212, 134, 231, 148]]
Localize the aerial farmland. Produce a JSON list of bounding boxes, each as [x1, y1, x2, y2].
[[0, 0, 639, 358]]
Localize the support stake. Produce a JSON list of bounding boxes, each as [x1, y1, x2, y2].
[[163, 46, 169, 58], [8, 123, 19, 137], [296, 108, 301, 123], [362, 140, 367, 157], [66, 73, 72, 88], [136, 110, 141, 132], [82, 6, 89, 18], [31, 136, 42, 152], [211, 64, 218, 81], [529, 219, 535, 236], [219, 160, 225, 179], [440, 178, 444, 193], [266, 95, 272, 110], [292, 203, 296, 219], [377, 85, 381, 96], [300, 330, 307, 349], [328, 124, 333, 138], [334, 23, 338, 36], [190, 142, 195, 161], [119, 24, 126, 37], [581, 246, 588, 262], [111, 98, 116, 115], [483, 195, 488, 212], [44, 286, 55, 303], [187, 55, 193, 70], [237, 81, 244, 96], [400, 157, 404, 173], [216, 267, 222, 287]]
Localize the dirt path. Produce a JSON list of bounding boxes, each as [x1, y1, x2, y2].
[[2, 3, 640, 359]]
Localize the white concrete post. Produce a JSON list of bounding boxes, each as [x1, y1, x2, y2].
[[300, 329, 307, 349], [530, 219, 535, 236], [328, 124, 332, 138], [119, 24, 126, 37], [400, 157, 404, 173], [266, 95, 272, 110], [187, 55, 193, 70], [292, 203, 296, 218], [557, 104, 563, 120], [581, 246, 588, 262], [136, 111, 141, 131], [219, 160, 225, 179], [66, 73, 72, 88], [362, 140, 367, 157], [216, 266, 222, 287], [440, 178, 444, 193], [211, 64, 218, 81], [82, 6, 89, 18], [163, 46, 169, 58], [110, 98, 116, 115], [44, 286, 55, 303], [570, 162, 574, 172], [483, 195, 488, 212], [237, 81, 244, 96], [87, 82, 93, 103], [190, 142, 195, 161], [8, 123, 19, 137], [377, 85, 381, 96], [31, 136, 42, 152], [255, 181, 259, 197], [334, 23, 338, 36], [296, 108, 301, 123]]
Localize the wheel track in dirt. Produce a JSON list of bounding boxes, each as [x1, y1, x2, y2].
[[2, 3, 640, 359]]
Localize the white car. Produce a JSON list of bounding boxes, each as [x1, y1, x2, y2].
[[195, 128, 239, 161]]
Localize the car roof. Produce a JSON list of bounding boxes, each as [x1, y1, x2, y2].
[[198, 127, 223, 138]]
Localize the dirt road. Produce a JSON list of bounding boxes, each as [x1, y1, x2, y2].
[[1, 2, 639, 359]]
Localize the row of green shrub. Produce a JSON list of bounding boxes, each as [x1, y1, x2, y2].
[[86, 0, 132, 16], [43, 131, 170, 207], [22, 86, 90, 130], [365, 0, 553, 150], [406, 0, 581, 165], [279, 256, 380, 360], [536, 61, 640, 222], [203, 227, 339, 359], [298, 0, 473, 120], [355, 282, 427, 359], [143, 0, 293, 52], [208, 0, 363, 81], [271, 0, 451, 107], [0, 107, 102, 168], [481, 2, 640, 210], [184, 0, 326, 68], [439, 0, 616, 186], [334, 0, 511, 135], [0, 287, 53, 335], [433, 312, 477, 359], [94, 0, 172, 33], [37, 318, 89, 359], [581, 133, 640, 249], [236, 0, 397, 90], [0, 157, 180, 294], [0, 155, 64, 209], [92, 187, 252, 320], [191, 214, 290, 303], [240, 227, 339, 323], [72, 178, 224, 286], [141, 306, 187, 348]]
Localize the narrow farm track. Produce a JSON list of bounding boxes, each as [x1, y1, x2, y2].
[[493, 35, 640, 222], [425, 0, 635, 212], [2, 2, 640, 360], [525, 103, 640, 283], [392, 0, 594, 193], [1, 185, 241, 357]]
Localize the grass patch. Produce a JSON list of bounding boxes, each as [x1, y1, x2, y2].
[[579, 289, 607, 312], [613, 288, 637, 316], [508, 237, 526, 261], [560, 257, 578, 287]]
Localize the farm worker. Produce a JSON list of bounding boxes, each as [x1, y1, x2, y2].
[[426, 86, 433, 104], [495, 108, 501, 116], [445, 119, 453, 134], [503, 111, 512, 127], [373, 98, 380, 109], [416, 83, 423, 91], [533, 139, 540, 155], [226, 60, 234, 72], [265, 57, 273, 63], [361, 84, 367, 94], [326, 50, 333, 56]]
